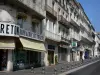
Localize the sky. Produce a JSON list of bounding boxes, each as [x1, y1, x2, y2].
[[77, 0, 100, 32]]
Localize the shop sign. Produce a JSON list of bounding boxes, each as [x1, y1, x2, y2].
[[0, 22, 20, 36], [72, 42, 77, 47]]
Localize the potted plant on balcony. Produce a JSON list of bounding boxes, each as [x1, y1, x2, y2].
[[16, 12, 27, 20]]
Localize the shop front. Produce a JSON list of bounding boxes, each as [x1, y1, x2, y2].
[[13, 37, 46, 70], [70, 50, 76, 61], [70, 47, 79, 61], [84, 49, 91, 59], [47, 44, 55, 65], [58, 44, 68, 62], [13, 50, 41, 70], [70, 41, 80, 61], [80, 51, 83, 60], [0, 38, 15, 71]]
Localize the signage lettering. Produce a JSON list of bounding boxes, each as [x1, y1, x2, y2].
[[11, 25, 14, 34], [1, 24, 4, 33], [6, 24, 10, 34], [0, 23, 19, 36]]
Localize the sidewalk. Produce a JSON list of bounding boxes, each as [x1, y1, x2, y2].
[[0, 57, 100, 75], [59, 58, 100, 75]]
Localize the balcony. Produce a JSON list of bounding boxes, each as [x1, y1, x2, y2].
[[58, 15, 70, 28], [9, 0, 45, 18], [80, 32, 93, 43], [20, 28, 44, 41], [61, 35, 70, 43], [0, 22, 44, 41], [71, 35, 80, 41], [45, 30, 61, 42], [71, 31, 80, 41], [45, 4, 57, 19], [70, 18, 80, 30]]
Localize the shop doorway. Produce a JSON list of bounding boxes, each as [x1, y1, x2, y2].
[[58, 47, 67, 62], [80, 51, 83, 60], [70, 51, 76, 61], [85, 50, 90, 59], [48, 51, 54, 65], [0, 50, 8, 71]]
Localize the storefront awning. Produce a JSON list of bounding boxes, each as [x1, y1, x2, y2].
[[0, 39, 15, 49], [20, 37, 46, 52]]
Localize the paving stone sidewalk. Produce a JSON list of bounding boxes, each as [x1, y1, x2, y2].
[[0, 57, 100, 75]]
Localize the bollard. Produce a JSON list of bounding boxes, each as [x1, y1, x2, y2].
[[61, 67, 64, 72], [42, 67, 45, 74], [54, 68, 57, 75], [71, 64, 74, 68], [66, 65, 69, 70], [31, 67, 34, 73]]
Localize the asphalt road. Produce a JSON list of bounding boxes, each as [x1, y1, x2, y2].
[[67, 60, 100, 75]]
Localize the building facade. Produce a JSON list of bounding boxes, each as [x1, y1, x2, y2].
[[0, 0, 46, 71], [94, 33, 100, 56], [0, 0, 96, 71]]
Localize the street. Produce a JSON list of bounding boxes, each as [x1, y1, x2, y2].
[[67, 60, 100, 75]]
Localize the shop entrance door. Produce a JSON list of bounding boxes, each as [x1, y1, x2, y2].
[[48, 51, 54, 65], [0, 50, 7, 71], [80, 51, 83, 60]]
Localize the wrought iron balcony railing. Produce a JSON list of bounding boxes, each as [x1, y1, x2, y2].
[[58, 15, 70, 28], [45, 30, 61, 42], [45, 4, 57, 18]]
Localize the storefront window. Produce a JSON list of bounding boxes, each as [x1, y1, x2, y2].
[[13, 50, 41, 70], [13, 50, 27, 70]]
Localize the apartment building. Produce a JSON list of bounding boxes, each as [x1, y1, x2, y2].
[[78, 3, 95, 60], [95, 33, 100, 56], [0, 0, 46, 71], [0, 0, 96, 72]]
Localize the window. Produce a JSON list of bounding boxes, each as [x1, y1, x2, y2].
[[66, 15, 68, 19], [33, 0, 36, 3], [70, 13, 72, 17], [59, 0, 61, 3], [63, 29, 65, 36], [32, 22, 37, 33], [59, 27, 60, 33], [58, 8, 60, 12], [70, 7, 74, 12], [48, 45, 55, 50], [76, 15, 79, 21], [52, 1, 55, 6], [74, 12, 76, 18], [66, 8, 68, 13], [63, 12, 64, 15], [63, 0, 64, 6]]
